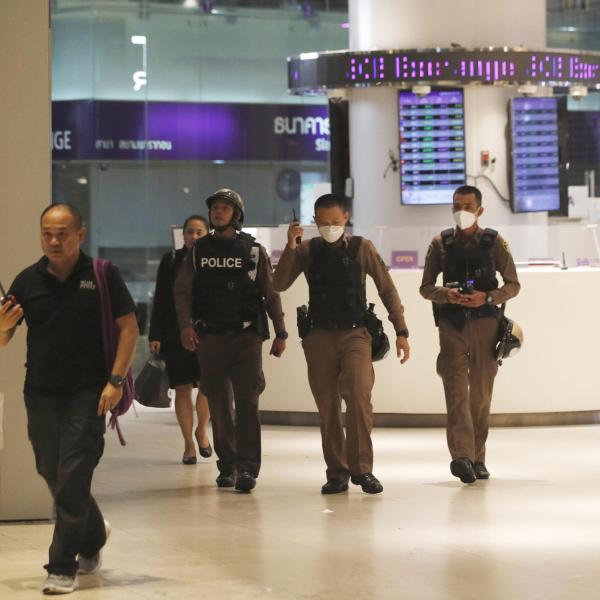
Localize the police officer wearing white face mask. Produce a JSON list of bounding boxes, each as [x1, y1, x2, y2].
[[420, 185, 520, 484], [273, 194, 410, 495]]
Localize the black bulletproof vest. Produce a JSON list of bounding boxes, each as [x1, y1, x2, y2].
[[192, 232, 263, 329], [307, 236, 366, 328], [442, 227, 499, 292], [435, 227, 500, 328]]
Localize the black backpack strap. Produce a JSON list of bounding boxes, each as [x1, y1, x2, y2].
[[346, 236, 363, 260], [441, 228, 455, 247], [481, 228, 498, 248]]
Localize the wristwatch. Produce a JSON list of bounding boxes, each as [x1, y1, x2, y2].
[[396, 329, 409, 338], [108, 374, 125, 388], [486, 295, 495, 305], [275, 331, 289, 340]]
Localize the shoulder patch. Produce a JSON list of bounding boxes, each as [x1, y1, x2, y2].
[[502, 239, 511, 255]]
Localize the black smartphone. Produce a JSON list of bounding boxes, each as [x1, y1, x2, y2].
[[292, 209, 302, 245], [0, 280, 15, 306]]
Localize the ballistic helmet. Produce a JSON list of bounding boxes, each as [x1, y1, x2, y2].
[[495, 319, 524, 365], [206, 188, 245, 229]]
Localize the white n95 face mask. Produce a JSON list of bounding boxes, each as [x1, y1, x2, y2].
[[318, 225, 345, 243], [453, 210, 477, 230]]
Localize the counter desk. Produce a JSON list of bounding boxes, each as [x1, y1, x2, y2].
[[260, 267, 600, 427]]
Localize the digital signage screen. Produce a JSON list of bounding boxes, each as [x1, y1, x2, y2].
[[509, 97, 564, 213], [398, 89, 467, 205]]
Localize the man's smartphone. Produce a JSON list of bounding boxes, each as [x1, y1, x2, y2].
[[292, 209, 302, 245], [0, 280, 15, 306]]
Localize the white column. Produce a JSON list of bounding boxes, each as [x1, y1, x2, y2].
[[0, 1, 53, 520], [348, 0, 549, 256], [350, 0, 546, 51]]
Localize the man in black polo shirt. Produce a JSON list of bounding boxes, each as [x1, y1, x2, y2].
[[0, 203, 138, 595]]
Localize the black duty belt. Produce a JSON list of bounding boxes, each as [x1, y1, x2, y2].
[[439, 304, 498, 320], [193, 320, 253, 337], [310, 316, 366, 330]]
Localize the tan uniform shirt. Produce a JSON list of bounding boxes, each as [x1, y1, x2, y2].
[[272, 234, 408, 332], [174, 239, 286, 335], [419, 227, 520, 305]]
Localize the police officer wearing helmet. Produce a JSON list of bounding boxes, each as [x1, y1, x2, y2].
[[273, 193, 410, 495], [420, 185, 520, 484], [174, 189, 287, 493]]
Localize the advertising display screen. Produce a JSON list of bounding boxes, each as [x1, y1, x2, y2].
[[288, 48, 600, 93], [398, 89, 466, 205], [509, 97, 562, 213]]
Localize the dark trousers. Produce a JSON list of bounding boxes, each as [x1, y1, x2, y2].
[[25, 387, 107, 576], [436, 317, 499, 464], [197, 331, 265, 477], [302, 327, 375, 482]]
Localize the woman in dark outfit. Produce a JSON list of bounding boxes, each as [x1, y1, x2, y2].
[[149, 215, 212, 463]]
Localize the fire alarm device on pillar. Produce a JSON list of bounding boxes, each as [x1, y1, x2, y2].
[[480, 150, 491, 168]]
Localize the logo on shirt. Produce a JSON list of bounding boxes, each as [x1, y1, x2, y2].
[[80, 280, 97, 290], [200, 257, 243, 269]]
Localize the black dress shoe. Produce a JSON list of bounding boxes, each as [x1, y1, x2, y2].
[[216, 472, 235, 488], [235, 471, 256, 493], [199, 444, 213, 458], [450, 458, 477, 484], [350, 473, 383, 494], [321, 479, 349, 495], [182, 454, 197, 465], [474, 462, 490, 480]]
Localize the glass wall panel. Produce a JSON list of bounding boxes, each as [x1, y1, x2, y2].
[[51, 0, 347, 368]]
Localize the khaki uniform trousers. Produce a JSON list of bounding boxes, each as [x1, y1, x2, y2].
[[437, 316, 499, 464], [303, 327, 375, 482]]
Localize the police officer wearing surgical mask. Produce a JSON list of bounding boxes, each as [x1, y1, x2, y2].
[[174, 189, 287, 493], [273, 193, 410, 495], [420, 185, 520, 484]]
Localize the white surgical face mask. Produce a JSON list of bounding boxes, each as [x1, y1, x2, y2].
[[453, 210, 477, 230], [318, 225, 345, 244]]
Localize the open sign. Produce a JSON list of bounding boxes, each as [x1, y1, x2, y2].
[[391, 251, 418, 269]]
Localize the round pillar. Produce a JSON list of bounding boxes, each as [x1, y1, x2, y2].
[[348, 0, 549, 260]]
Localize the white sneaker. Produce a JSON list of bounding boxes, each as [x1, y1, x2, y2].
[[77, 519, 111, 575], [42, 573, 78, 594]]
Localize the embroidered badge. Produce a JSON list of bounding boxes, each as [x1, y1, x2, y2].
[[80, 280, 96, 290]]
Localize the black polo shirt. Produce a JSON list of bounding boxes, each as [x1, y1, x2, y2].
[[8, 251, 136, 393]]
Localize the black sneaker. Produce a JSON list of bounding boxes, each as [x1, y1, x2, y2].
[[450, 458, 477, 484], [474, 462, 490, 480], [350, 473, 383, 494], [235, 471, 256, 493], [321, 479, 349, 495], [216, 472, 235, 488]]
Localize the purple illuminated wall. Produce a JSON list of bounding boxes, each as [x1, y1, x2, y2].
[[52, 101, 330, 162]]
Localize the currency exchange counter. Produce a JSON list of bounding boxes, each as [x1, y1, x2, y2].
[[260, 267, 600, 427]]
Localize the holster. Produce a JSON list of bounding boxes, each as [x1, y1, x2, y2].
[[296, 305, 312, 339]]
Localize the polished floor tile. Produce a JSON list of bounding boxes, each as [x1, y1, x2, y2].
[[2, 412, 600, 599]]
